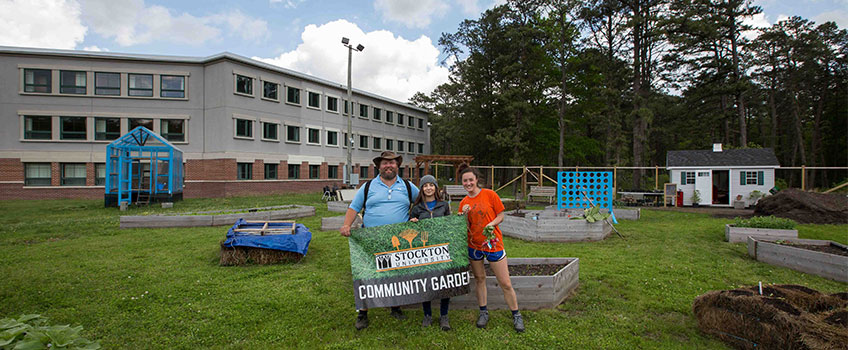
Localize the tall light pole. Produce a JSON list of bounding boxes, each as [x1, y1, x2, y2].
[[341, 37, 364, 186]]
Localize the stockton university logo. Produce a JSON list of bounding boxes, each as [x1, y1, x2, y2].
[[374, 229, 452, 272]]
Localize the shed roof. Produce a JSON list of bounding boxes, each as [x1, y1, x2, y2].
[[666, 148, 779, 168]]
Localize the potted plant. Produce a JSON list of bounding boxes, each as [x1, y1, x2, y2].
[[691, 190, 701, 207]]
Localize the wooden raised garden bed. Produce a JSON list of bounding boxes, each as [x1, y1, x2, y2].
[[451, 257, 579, 310], [725, 224, 797, 243], [500, 210, 611, 242], [320, 215, 362, 231], [544, 205, 639, 220], [747, 237, 848, 282], [120, 205, 315, 229], [327, 201, 350, 213]]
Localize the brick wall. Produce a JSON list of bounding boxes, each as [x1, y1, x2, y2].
[[0, 159, 24, 181], [184, 180, 338, 198], [253, 160, 264, 180], [186, 159, 236, 180]]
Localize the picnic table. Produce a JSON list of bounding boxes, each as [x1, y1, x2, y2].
[[618, 191, 663, 206]]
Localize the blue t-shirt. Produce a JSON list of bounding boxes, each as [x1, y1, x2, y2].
[[426, 200, 436, 210], [348, 176, 420, 227]]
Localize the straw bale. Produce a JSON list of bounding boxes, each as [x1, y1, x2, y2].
[[219, 243, 303, 266]]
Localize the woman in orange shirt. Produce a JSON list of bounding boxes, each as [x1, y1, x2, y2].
[[457, 165, 524, 333]]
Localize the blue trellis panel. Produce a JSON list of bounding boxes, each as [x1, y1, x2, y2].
[[557, 171, 617, 224]]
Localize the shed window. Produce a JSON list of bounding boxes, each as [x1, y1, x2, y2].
[[741, 171, 764, 186], [680, 171, 695, 185]]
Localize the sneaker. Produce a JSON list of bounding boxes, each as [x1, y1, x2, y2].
[[355, 314, 369, 330], [440, 315, 451, 331], [422, 315, 432, 327], [390, 307, 407, 320], [476, 311, 489, 328], [513, 313, 525, 333]]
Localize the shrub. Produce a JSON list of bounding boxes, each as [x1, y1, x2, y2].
[[733, 216, 797, 230], [0, 314, 100, 349]]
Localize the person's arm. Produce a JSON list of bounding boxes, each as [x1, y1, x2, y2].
[[340, 185, 367, 237], [340, 208, 359, 237], [409, 204, 420, 222], [487, 211, 505, 228]]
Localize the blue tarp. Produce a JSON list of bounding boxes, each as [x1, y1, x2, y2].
[[222, 219, 312, 257]]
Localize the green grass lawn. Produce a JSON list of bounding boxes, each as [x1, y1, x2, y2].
[[1, 195, 845, 349]]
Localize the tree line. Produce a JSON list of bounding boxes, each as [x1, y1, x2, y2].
[[411, 0, 847, 189]]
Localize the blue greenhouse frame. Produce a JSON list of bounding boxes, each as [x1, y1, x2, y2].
[[105, 126, 183, 207]]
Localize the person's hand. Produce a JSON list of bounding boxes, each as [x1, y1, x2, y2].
[[459, 204, 470, 215], [340, 224, 351, 237], [410, 218, 419, 222]]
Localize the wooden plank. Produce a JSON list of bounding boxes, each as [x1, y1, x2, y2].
[[725, 224, 798, 243], [755, 241, 848, 282]]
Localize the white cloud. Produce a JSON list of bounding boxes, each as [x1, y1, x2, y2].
[[374, 0, 449, 28], [270, 0, 305, 9], [81, 0, 269, 46], [456, 0, 480, 15], [253, 19, 449, 102], [742, 12, 771, 40], [82, 45, 108, 51], [0, 0, 87, 49], [814, 9, 848, 29]]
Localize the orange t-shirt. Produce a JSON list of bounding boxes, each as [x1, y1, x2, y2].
[[460, 188, 506, 252]]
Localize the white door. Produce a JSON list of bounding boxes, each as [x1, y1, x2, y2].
[[695, 170, 712, 206]]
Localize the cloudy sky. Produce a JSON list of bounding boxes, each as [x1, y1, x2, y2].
[[0, 0, 845, 101]]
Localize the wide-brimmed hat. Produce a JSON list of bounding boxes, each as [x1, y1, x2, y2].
[[372, 151, 403, 167]]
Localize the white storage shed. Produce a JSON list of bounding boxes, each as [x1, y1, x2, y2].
[[666, 144, 780, 207]]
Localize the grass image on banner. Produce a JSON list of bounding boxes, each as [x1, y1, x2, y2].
[[348, 215, 469, 280]]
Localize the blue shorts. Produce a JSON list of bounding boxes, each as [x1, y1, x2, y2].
[[468, 247, 506, 262]]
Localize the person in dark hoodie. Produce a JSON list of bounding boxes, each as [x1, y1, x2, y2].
[[409, 175, 452, 330]]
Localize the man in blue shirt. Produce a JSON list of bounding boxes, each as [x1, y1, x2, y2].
[[340, 151, 419, 330]]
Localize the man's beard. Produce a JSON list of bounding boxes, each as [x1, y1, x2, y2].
[[380, 168, 397, 180]]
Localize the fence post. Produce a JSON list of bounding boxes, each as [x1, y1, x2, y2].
[[613, 167, 617, 198], [522, 166, 527, 201], [539, 166, 544, 186], [801, 165, 806, 191], [490, 165, 494, 188]]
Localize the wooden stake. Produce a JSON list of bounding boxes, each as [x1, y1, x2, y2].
[[801, 165, 806, 191]]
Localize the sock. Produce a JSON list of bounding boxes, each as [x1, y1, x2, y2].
[[479, 305, 488, 312], [440, 298, 450, 316], [358, 310, 368, 317], [511, 309, 521, 317], [422, 301, 432, 317]]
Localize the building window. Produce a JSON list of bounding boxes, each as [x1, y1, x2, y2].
[[286, 125, 301, 142], [373, 137, 381, 150], [359, 104, 368, 119], [397, 140, 404, 152], [94, 117, 120, 140], [326, 96, 338, 112], [408, 115, 415, 127], [399, 167, 405, 178], [60, 117, 86, 140], [326, 130, 338, 146], [397, 113, 404, 126], [309, 165, 320, 179], [263, 81, 279, 100], [235, 119, 253, 138], [373, 108, 381, 121], [130, 118, 153, 131], [288, 164, 300, 179], [359, 135, 369, 149], [265, 164, 278, 179], [418, 143, 424, 154], [60, 70, 87, 94], [262, 122, 278, 141], [328, 165, 338, 179], [237, 163, 252, 180], [160, 75, 185, 98], [308, 91, 320, 108], [24, 69, 51, 93], [286, 86, 300, 104], [160, 119, 185, 142], [386, 111, 394, 123], [25, 163, 51, 186], [360, 166, 368, 178], [128, 74, 153, 97], [95, 72, 120, 96], [344, 132, 351, 147], [95, 163, 106, 186], [682, 171, 695, 185], [743, 171, 763, 185], [24, 116, 52, 140], [385, 139, 393, 151], [236, 75, 253, 95], [307, 128, 320, 144], [418, 118, 424, 129], [61, 163, 86, 186], [344, 101, 350, 115]]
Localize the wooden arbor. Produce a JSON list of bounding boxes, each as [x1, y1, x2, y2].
[[413, 155, 474, 184]]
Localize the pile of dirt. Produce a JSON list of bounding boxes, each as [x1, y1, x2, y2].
[[219, 243, 303, 266], [753, 189, 847, 224], [693, 284, 848, 349]]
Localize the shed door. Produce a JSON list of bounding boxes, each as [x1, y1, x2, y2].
[[695, 170, 712, 205]]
